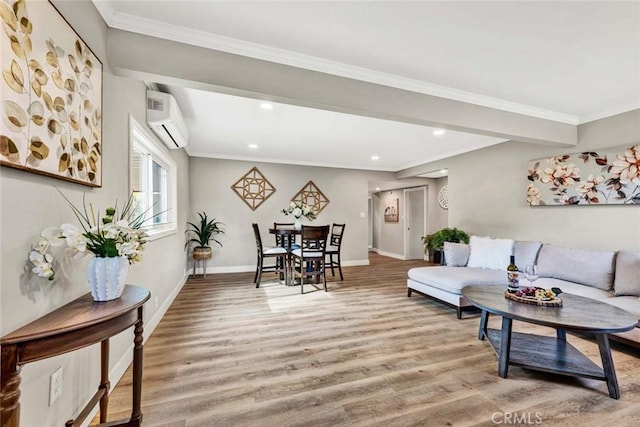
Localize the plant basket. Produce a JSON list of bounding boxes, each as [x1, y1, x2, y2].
[[193, 247, 212, 260]]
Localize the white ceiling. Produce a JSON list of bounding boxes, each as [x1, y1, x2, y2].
[[94, 1, 640, 172], [162, 85, 505, 171]]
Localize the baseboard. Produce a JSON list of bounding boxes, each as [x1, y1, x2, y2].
[[144, 272, 189, 341], [372, 249, 406, 260], [80, 272, 188, 427]]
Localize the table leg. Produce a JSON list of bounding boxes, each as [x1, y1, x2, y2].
[[596, 333, 621, 399], [99, 339, 110, 423], [498, 317, 513, 378], [478, 310, 489, 340], [557, 329, 567, 341], [130, 307, 145, 425], [1, 346, 21, 427]]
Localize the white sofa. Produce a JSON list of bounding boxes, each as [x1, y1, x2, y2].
[[407, 238, 640, 347]]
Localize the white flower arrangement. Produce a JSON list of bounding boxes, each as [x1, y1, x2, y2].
[[29, 192, 151, 280], [281, 201, 316, 220]]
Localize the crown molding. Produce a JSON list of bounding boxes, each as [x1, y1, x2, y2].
[[578, 103, 640, 125], [94, 5, 583, 126], [92, 0, 116, 25]]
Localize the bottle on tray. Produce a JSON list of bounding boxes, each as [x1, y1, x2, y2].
[[507, 255, 519, 293]]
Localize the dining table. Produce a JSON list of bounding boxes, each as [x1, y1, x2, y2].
[[268, 226, 301, 286]]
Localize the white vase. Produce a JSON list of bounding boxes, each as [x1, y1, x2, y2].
[[294, 218, 302, 230], [87, 256, 129, 301]]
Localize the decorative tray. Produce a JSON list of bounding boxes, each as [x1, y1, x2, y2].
[[504, 288, 563, 307]]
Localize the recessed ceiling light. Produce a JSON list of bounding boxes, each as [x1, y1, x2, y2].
[[371, 155, 379, 161], [248, 144, 258, 149], [433, 129, 446, 136], [260, 102, 273, 110], [440, 169, 448, 174], [375, 187, 380, 191]]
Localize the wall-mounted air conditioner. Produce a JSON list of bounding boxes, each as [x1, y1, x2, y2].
[[146, 90, 188, 149]]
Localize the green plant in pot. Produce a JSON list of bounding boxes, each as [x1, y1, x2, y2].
[[421, 227, 470, 264], [185, 212, 225, 260]]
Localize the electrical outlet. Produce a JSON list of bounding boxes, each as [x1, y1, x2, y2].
[[49, 366, 63, 406]]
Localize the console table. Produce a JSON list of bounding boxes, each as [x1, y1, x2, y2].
[[0, 285, 150, 427]]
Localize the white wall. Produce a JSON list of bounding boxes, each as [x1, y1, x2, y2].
[[428, 177, 448, 234], [371, 179, 444, 259], [0, 2, 190, 426], [189, 158, 423, 271], [408, 110, 640, 251], [373, 190, 406, 258]]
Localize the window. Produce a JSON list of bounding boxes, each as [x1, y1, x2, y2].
[[130, 116, 177, 239]]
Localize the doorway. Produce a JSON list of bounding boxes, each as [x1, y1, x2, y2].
[[404, 187, 426, 260]]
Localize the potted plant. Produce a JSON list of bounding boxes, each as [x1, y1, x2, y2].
[[28, 191, 155, 301], [185, 212, 225, 260], [281, 201, 316, 229], [421, 227, 470, 264]]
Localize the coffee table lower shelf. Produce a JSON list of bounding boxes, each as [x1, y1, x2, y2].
[[484, 329, 605, 380]]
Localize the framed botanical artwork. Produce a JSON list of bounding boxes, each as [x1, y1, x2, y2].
[[384, 198, 399, 222], [1, 0, 103, 186], [526, 144, 640, 206]]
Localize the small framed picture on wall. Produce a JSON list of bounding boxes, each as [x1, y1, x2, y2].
[[384, 198, 399, 222]]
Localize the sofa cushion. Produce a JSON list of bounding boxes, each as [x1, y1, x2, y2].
[[533, 278, 613, 301], [443, 242, 469, 267], [514, 240, 542, 272], [467, 236, 514, 271], [614, 250, 640, 296], [408, 266, 508, 294], [536, 244, 615, 291]]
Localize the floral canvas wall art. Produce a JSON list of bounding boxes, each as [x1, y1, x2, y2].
[[1, 0, 102, 186], [526, 145, 640, 206]]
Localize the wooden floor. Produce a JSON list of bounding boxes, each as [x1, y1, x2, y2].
[[98, 253, 640, 426]]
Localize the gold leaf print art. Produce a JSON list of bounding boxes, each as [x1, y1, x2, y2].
[[1, 0, 102, 186]]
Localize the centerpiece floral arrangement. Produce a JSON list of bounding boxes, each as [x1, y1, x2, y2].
[[29, 191, 150, 281], [281, 201, 316, 220]]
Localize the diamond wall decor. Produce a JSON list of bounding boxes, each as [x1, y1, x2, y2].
[[231, 167, 276, 210], [292, 181, 330, 214]]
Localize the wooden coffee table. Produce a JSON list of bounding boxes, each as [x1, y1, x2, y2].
[[462, 285, 638, 399]]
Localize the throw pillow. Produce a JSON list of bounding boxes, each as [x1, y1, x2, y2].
[[443, 242, 470, 267], [536, 244, 615, 291], [514, 240, 543, 272], [538, 243, 616, 291], [614, 250, 640, 296], [467, 236, 514, 271]]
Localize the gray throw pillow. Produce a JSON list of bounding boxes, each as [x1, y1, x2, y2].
[[444, 242, 470, 267], [614, 250, 640, 296], [537, 244, 615, 291], [514, 240, 542, 272]]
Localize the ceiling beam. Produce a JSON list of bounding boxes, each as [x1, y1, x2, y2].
[[109, 29, 577, 147]]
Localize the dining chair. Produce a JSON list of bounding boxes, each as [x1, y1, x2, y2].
[[291, 225, 330, 294], [273, 222, 300, 249], [252, 223, 288, 288], [324, 223, 345, 280], [273, 222, 300, 276]]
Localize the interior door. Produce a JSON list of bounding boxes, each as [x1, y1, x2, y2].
[[405, 187, 426, 260]]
